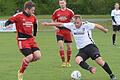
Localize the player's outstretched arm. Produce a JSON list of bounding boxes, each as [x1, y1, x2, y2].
[[42, 22, 63, 27], [95, 24, 108, 33], [5, 20, 13, 27]]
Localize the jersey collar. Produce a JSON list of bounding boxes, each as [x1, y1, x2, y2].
[[23, 11, 31, 17]]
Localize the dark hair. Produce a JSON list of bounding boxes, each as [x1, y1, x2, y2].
[[24, 1, 35, 10]]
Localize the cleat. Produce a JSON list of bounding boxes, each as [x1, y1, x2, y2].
[[113, 43, 116, 46], [66, 62, 71, 67], [61, 62, 66, 67], [18, 70, 23, 80], [110, 74, 117, 80], [89, 67, 96, 74]]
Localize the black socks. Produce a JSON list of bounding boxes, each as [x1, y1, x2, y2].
[[112, 34, 116, 45], [79, 61, 90, 70], [102, 62, 112, 75]]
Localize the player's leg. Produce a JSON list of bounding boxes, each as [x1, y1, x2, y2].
[[64, 30, 72, 67], [95, 57, 116, 80], [31, 39, 41, 62], [19, 49, 33, 73], [31, 49, 41, 62], [112, 25, 117, 46], [18, 48, 34, 80], [89, 44, 116, 80], [75, 55, 96, 74], [56, 35, 66, 67], [75, 56, 89, 70], [75, 48, 96, 74], [18, 39, 34, 80], [66, 43, 72, 67]]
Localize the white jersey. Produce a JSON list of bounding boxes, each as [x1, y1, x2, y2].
[[63, 21, 95, 49], [111, 9, 120, 25]]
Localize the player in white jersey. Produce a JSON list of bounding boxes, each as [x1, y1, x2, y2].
[[42, 15, 116, 80], [111, 3, 120, 46]]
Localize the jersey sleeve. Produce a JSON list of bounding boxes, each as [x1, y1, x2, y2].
[[85, 22, 95, 30], [9, 14, 18, 23], [63, 23, 73, 30], [52, 11, 57, 21], [70, 10, 74, 19], [111, 10, 115, 16], [33, 16, 38, 36]]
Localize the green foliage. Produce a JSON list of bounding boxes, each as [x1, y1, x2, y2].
[[0, 0, 17, 16], [1, 0, 120, 15]]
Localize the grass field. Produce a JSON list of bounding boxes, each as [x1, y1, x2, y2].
[[0, 16, 120, 80]]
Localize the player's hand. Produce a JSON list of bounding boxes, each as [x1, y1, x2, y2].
[[41, 22, 48, 26], [104, 28, 108, 33]]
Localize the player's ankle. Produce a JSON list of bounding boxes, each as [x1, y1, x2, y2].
[[89, 67, 96, 74]]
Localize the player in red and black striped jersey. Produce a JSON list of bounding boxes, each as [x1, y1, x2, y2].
[[52, 0, 74, 67], [5, 1, 41, 80]]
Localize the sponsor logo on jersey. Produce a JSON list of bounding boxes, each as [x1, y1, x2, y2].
[[23, 22, 33, 27], [58, 16, 67, 21]]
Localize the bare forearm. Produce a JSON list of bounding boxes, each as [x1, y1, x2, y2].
[[42, 22, 63, 27], [95, 24, 108, 33]]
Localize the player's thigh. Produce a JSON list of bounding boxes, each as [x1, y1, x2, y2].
[[118, 25, 120, 31], [56, 29, 64, 42], [32, 46, 41, 54], [86, 44, 101, 60], [64, 30, 73, 43], [95, 57, 105, 66], [76, 49, 89, 62], [56, 35, 64, 48], [66, 43, 72, 49], [20, 48, 32, 57], [31, 38, 41, 58], [18, 40, 32, 56], [113, 25, 119, 32], [56, 35, 64, 42]]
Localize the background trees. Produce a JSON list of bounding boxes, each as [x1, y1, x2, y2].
[[0, 0, 120, 15]]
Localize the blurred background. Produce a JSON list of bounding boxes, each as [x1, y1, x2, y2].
[[0, 0, 120, 16]]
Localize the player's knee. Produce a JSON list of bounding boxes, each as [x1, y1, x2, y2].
[[58, 41, 64, 49], [59, 46, 64, 50], [66, 44, 72, 50], [67, 46, 72, 51], [95, 57, 105, 66], [33, 50, 41, 60], [25, 54, 34, 62], [75, 56, 83, 64]]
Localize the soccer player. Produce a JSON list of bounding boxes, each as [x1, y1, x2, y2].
[[5, 1, 41, 80], [111, 3, 120, 46], [52, 0, 74, 67], [42, 15, 117, 80]]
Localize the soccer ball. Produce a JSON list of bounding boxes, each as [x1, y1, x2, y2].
[[71, 70, 81, 80]]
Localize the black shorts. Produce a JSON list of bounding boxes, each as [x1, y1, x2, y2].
[[76, 44, 101, 61], [56, 35, 72, 43], [113, 25, 120, 31], [20, 47, 40, 57]]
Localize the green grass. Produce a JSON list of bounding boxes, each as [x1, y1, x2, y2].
[[0, 17, 120, 80]]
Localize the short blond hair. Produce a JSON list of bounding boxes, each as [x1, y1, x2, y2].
[[72, 15, 82, 20], [59, 0, 66, 2], [24, 1, 35, 10]]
